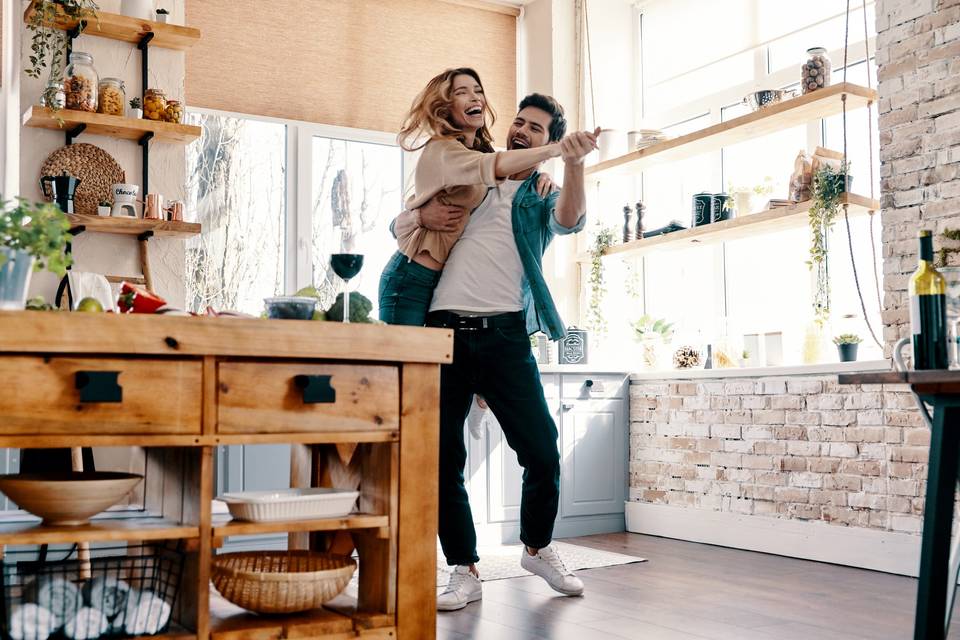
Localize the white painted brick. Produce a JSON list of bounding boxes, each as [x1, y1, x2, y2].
[[891, 515, 923, 533], [743, 426, 774, 440], [787, 380, 823, 394], [711, 425, 741, 439], [757, 380, 788, 395], [787, 442, 822, 456], [791, 472, 823, 489], [829, 443, 860, 458]]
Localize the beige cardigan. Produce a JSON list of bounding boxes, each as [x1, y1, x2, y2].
[[398, 137, 501, 266]]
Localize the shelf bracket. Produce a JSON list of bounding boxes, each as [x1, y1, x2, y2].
[[137, 230, 154, 243], [65, 123, 86, 146], [139, 132, 154, 196]]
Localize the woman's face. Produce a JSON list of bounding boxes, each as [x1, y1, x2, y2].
[[448, 73, 486, 131]]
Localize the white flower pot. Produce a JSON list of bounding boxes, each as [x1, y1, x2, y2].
[[121, 0, 155, 21], [97, 205, 111, 217], [129, 107, 143, 119]]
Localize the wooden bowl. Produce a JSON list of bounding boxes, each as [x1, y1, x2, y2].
[[0, 472, 143, 525]]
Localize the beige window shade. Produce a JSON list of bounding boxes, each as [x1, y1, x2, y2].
[[185, 0, 517, 142]]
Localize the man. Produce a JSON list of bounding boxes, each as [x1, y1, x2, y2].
[[392, 94, 595, 611]]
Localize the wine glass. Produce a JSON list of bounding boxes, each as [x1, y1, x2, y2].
[[330, 253, 364, 323]]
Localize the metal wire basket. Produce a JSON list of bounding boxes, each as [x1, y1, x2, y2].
[[0, 543, 183, 640]]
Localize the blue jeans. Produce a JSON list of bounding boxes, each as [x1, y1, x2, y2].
[[378, 251, 442, 326]]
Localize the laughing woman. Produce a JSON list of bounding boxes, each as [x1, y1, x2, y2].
[[378, 67, 561, 326]]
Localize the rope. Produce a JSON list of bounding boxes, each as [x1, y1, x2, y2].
[[862, 0, 883, 318], [583, 0, 596, 129]]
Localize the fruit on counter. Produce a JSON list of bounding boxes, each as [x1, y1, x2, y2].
[[325, 292, 373, 324], [117, 282, 166, 314], [75, 297, 104, 313]]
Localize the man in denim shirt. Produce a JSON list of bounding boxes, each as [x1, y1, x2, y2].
[[390, 94, 594, 611]]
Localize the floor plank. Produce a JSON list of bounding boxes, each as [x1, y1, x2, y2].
[[436, 532, 955, 640]]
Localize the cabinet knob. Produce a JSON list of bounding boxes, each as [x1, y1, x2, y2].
[[294, 375, 336, 404], [75, 371, 123, 403], [561, 402, 575, 411], [584, 379, 594, 388]]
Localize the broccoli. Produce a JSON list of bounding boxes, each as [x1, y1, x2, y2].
[[325, 292, 373, 323]]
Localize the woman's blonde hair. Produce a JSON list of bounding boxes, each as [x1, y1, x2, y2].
[[397, 67, 496, 153]]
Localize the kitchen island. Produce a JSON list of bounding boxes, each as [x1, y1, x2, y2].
[[0, 311, 452, 640]]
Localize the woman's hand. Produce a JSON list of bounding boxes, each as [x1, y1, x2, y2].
[[535, 173, 559, 197], [419, 198, 467, 232]]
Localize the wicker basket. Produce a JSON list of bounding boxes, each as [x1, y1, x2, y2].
[[211, 551, 356, 614]]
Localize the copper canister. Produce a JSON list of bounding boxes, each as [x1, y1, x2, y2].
[[167, 200, 184, 221], [144, 193, 164, 219]]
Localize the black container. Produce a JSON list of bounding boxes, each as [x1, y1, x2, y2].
[[711, 193, 734, 223], [692, 193, 712, 227], [39, 174, 81, 215], [838, 343, 859, 362]]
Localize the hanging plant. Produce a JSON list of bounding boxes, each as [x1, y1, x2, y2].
[[26, 1, 100, 80], [807, 161, 850, 324], [587, 225, 614, 336]]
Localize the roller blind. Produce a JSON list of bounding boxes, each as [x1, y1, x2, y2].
[[185, 0, 517, 141]]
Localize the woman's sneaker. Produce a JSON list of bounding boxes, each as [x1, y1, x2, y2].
[[520, 545, 584, 596], [437, 565, 482, 611]]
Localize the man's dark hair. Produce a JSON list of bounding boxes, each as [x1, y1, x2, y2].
[[518, 93, 567, 142]]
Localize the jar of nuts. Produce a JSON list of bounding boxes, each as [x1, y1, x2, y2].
[[164, 99, 183, 124], [143, 88, 167, 121], [64, 51, 99, 112], [98, 78, 126, 117], [801, 47, 831, 94]]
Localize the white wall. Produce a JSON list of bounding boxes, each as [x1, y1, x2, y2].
[[19, 0, 188, 307]]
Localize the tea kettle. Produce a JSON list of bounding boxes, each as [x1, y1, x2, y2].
[[40, 172, 81, 214]]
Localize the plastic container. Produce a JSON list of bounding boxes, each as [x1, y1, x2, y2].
[[98, 78, 125, 116], [143, 88, 167, 121], [264, 296, 316, 320], [64, 51, 99, 112], [802, 47, 832, 94], [219, 488, 360, 522]]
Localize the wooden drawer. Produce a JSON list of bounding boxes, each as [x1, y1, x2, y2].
[[0, 356, 202, 434], [216, 362, 399, 434], [561, 374, 627, 400]]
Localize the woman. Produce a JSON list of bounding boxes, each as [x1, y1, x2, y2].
[[378, 67, 561, 326]]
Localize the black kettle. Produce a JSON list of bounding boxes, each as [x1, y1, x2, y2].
[[40, 173, 81, 214]]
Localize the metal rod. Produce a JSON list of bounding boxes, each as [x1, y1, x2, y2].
[[65, 123, 86, 145], [138, 32, 154, 198], [139, 131, 154, 196]]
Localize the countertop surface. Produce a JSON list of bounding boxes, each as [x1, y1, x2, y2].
[[539, 360, 892, 379]]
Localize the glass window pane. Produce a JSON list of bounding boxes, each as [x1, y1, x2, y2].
[[767, 4, 876, 73], [310, 138, 402, 317], [185, 112, 286, 316], [823, 61, 881, 198], [643, 245, 724, 344]]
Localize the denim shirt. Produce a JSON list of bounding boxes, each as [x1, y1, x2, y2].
[[511, 171, 585, 341]]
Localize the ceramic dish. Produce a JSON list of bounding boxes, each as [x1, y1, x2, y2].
[[219, 488, 360, 522]]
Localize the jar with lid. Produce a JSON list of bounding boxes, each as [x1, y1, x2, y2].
[[164, 99, 183, 124], [98, 78, 125, 116], [143, 88, 167, 121], [39, 80, 65, 110], [801, 47, 831, 94], [64, 51, 98, 112]]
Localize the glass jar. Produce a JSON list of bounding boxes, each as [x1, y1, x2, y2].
[[164, 99, 183, 124], [39, 80, 65, 110], [801, 47, 832, 94], [98, 78, 125, 116], [64, 51, 98, 112], [143, 88, 167, 121]]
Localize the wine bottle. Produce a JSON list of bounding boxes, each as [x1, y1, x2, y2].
[[910, 230, 948, 369]]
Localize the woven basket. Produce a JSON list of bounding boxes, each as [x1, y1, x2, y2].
[[211, 551, 356, 614]]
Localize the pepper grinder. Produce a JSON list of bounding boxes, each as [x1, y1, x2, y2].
[[622, 205, 633, 243], [635, 201, 645, 239]]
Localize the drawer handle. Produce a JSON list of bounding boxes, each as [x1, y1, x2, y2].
[[562, 402, 575, 412], [75, 371, 123, 403], [294, 375, 336, 404]]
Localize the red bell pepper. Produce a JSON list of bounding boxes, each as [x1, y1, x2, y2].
[[117, 281, 167, 314]]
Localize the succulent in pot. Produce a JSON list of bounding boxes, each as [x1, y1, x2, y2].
[[632, 315, 674, 370], [833, 333, 862, 362], [128, 97, 143, 119], [155, 7, 169, 22], [0, 198, 73, 309], [97, 200, 111, 216]]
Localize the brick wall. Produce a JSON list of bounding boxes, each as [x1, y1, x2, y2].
[[629, 376, 927, 533], [878, 0, 960, 350]]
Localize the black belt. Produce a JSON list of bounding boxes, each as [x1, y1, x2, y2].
[[428, 310, 524, 331]]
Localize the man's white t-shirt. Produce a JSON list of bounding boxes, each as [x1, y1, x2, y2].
[[430, 180, 525, 314]]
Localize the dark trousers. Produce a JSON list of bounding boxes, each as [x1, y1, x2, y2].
[[427, 311, 560, 566]]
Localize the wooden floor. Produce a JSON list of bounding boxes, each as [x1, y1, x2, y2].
[[437, 532, 960, 640]]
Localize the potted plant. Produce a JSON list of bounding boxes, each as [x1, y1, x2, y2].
[[26, 1, 99, 82], [97, 200, 111, 216], [129, 97, 143, 119], [0, 198, 73, 310], [729, 176, 774, 216], [155, 7, 169, 23], [587, 225, 614, 338], [633, 315, 673, 369], [833, 333, 862, 362], [808, 161, 852, 324]]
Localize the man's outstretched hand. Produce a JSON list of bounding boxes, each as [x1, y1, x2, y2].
[[419, 198, 467, 232], [560, 127, 601, 165]]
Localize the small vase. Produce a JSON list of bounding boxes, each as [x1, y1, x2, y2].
[[838, 343, 859, 362], [0, 248, 35, 310], [129, 107, 143, 119]]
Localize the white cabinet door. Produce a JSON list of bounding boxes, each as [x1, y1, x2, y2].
[[484, 412, 525, 523], [559, 397, 626, 517]]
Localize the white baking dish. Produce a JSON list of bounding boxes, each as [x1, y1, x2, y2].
[[219, 488, 360, 522]]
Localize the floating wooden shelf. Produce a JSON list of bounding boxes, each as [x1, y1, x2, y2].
[[24, 2, 201, 50], [23, 106, 201, 144], [66, 213, 201, 238], [0, 516, 197, 545], [586, 83, 877, 178], [213, 514, 389, 540], [581, 193, 879, 261]]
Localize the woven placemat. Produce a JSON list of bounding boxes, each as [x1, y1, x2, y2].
[[40, 143, 125, 216]]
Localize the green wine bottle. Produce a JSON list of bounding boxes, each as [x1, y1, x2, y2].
[[910, 230, 948, 369]]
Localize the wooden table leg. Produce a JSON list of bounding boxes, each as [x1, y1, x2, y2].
[[915, 401, 960, 639]]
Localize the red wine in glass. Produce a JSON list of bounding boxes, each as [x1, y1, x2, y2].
[[330, 254, 364, 322]]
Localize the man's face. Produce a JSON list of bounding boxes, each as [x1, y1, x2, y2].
[[507, 106, 552, 150]]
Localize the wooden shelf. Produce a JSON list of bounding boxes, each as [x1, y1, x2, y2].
[[586, 83, 877, 178], [67, 214, 201, 238], [213, 514, 389, 540], [0, 515, 197, 545], [24, 2, 200, 50], [582, 193, 879, 261], [23, 106, 201, 144]]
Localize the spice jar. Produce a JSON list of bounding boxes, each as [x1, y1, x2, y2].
[[64, 51, 99, 112], [98, 78, 125, 116], [143, 88, 167, 121], [164, 99, 183, 124], [801, 47, 831, 94]]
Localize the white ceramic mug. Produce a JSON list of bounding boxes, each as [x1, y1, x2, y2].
[[597, 129, 624, 162]]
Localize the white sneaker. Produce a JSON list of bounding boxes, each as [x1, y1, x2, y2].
[[437, 565, 482, 611], [520, 545, 584, 596]]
